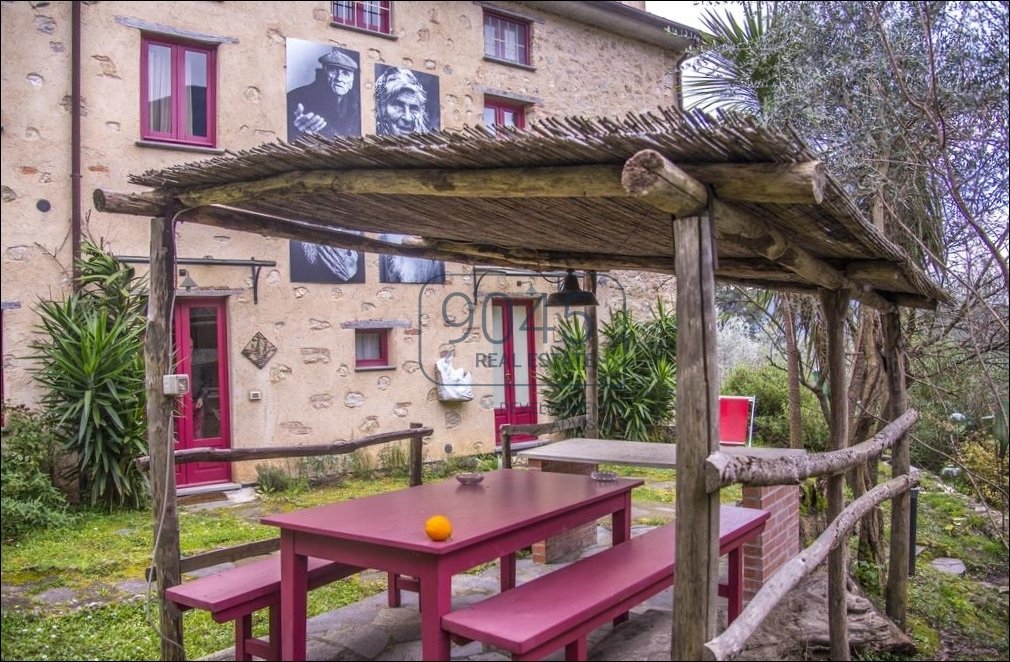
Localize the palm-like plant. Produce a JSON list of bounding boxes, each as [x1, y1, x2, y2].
[[540, 304, 677, 442], [30, 240, 149, 509], [685, 2, 785, 114]]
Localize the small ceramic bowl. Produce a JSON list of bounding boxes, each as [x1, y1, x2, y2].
[[456, 472, 485, 486]]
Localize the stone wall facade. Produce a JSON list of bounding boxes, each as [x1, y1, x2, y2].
[[1, 1, 688, 484]]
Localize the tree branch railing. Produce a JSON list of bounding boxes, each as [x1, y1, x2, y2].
[[498, 415, 591, 469], [136, 425, 433, 480], [144, 423, 431, 581], [705, 409, 918, 492], [703, 471, 920, 661]]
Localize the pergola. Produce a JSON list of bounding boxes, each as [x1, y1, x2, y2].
[[97, 108, 945, 660]]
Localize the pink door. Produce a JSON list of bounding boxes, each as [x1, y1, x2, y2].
[[173, 299, 232, 487], [491, 299, 538, 445]]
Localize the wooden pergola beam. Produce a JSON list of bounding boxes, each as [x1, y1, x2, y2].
[[621, 150, 896, 312], [93, 158, 825, 217]]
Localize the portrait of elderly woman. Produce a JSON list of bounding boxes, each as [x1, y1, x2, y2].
[[373, 65, 440, 136]]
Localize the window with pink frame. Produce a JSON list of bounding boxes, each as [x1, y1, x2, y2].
[[483, 10, 531, 66], [141, 35, 216, 147], [332, 1, 392, 35]]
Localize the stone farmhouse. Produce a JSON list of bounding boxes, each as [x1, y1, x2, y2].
[[1, 1, 698, 487]]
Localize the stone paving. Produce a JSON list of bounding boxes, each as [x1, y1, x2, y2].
[[199, 524, 696, 661]]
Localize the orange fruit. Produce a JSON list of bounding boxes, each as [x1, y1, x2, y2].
[[424, 514, 453, 541]]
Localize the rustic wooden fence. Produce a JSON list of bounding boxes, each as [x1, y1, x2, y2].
[[139, 423, 432, 580], [702, 410, 920, 660]]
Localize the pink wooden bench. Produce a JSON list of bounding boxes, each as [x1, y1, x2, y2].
[[442, 506, 768, 661], [165, 556, 361, 661]]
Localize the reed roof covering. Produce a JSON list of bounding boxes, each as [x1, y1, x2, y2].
[[122, 108, 945, 309]]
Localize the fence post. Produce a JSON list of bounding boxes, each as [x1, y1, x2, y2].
[[409, 422, 424, 486], [500, 425, 513, 469]]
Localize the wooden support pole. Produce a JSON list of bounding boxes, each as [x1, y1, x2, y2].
[[883, 311, 911, 627], [821, 289, 851, 661], [409, 422, 424, 487], [145, 213, 184, 660], [672, 211, 721, 660], [583, 271, 599, 439]]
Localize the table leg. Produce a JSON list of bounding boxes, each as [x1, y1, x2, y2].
[[418, 565, 453, 660], [280, 533, 309, 661], [727, 545, 743, 623], [612, 491, 633, 625], [500, 553, 516, 591]]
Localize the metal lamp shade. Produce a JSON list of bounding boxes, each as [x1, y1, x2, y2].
[[545, 269, 598, 307]]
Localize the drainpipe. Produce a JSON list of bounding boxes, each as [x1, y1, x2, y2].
[[71, 0, 82, 284]]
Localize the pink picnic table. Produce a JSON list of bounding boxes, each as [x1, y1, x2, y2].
[[262, 468, 643, 660]]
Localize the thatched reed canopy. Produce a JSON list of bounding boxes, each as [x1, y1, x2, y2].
[[96, 108, 946, 310]]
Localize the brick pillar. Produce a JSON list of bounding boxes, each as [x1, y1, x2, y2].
[[527, 459, 599, 563], [740, 484, 800, 604]]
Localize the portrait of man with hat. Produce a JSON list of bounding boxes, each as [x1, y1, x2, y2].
[[286, 39, 365, 284], [286, 41, 362, 141]]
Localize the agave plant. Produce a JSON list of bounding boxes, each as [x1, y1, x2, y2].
[[540, 303, 677, 442], [29, 240, 149, 509]]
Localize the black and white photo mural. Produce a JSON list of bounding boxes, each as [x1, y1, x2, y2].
[[286, 39, 364, 283], [373, 66, 444, 281], [378, 234, 446, 284], [374, 65, 440, 136], [286, 39, 361, 140]]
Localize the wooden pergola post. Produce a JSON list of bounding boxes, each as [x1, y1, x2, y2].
[[883, 311, 911, 626], [583, 271, 599, 439], [821, 290, 851, 661], [672, 211, 721, 659], [145, 213, 184, 660]]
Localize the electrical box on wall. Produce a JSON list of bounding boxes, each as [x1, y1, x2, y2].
[[163, 374, 190, 396], [248, 390, 262, 401]]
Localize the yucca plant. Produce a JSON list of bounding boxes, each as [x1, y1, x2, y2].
[[29, 240, 149, 509], [540, 303, 677, 442]]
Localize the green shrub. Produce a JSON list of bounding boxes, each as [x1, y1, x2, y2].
[[254, 463, 305, 494], [29, 240, 149, 509], [377, 441, 409, 476], [956, 435, 1009, 509], [1, 407, 73, 539], [722, 364, 828, 449], [540, 302, 678, 442]]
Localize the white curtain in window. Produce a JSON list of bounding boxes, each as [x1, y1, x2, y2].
[[356, 332, 381, 360], [147, 44, 172, 133]]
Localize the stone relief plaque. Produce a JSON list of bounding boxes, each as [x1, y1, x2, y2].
[[242, 332, 278, 369]]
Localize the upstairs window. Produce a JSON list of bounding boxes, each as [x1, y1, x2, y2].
[[332, 1, 392, 35], [483, 98, 526, 132], [483, 11, 530, 66], [141, 36, 216, 147], [355, 329, 390, 368]]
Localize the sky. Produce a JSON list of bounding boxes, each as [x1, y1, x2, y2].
[[645, 1, 714, 31]]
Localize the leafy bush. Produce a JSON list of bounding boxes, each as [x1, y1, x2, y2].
[[29, 241, 149, 510], [722, 364, 828, 449], [254, 462, 305, 495], [956, 435, 1009, 509], [540, 303, 678, 442], [1, 407, 73, 539]]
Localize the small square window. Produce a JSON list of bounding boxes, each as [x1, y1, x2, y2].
[[483, 11, 531, 66], [355, 329, 390, 368], [141, 35, 216, 147], [332, 1, 392, 35], [483, 98, 526, 132]]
